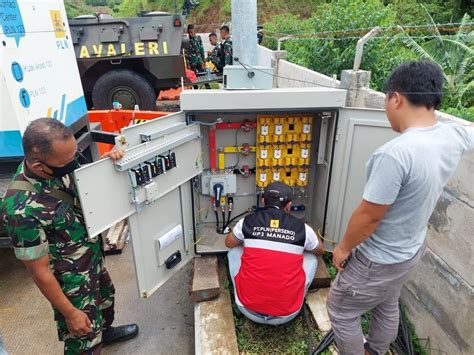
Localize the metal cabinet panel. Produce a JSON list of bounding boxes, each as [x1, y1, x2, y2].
[[74, 112, 203, 238], [130, 183, 195, 298], [325, 108, 398, 248]]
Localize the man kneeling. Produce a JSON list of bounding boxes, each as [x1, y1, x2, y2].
[[225, 182, 324, 325]]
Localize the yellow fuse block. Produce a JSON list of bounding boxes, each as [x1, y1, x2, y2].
[[271, 168, 283, 183], [300, 116, 312, 142], [272, 117, 284, 143], [297, 168, 309, 187], [257, 158, 270, 167], [256, 168, 269, 188], [271, 144, 283, 166], [257, 115, 273, 144], [283, 144, 297, 166], [285, 116, 295, 142], [258, 146, 270, 160], [281, 167, 296, 186], [298, 143, 310, 166], [294, 115, 303, 134]]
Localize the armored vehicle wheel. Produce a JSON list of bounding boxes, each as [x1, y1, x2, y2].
[[92, 70, 157, 110]]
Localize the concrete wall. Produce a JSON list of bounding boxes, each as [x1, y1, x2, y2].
[[276, 60, 340, 89], [256, 45, 286, 88], [276, 58, 474, 354]]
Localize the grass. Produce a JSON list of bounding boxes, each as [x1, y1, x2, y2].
[[233, 302, 328, 354], [322, 251, 338, 280], [225, 256, 327, 354]]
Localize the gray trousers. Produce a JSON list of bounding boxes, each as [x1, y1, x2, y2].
[[228, 246, 317, 325], [327, 240, 427, 355]]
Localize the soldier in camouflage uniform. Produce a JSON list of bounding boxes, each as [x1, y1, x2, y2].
[[185, 24, 205, 74], [0, 118, 138, 354], [206, 32, 223, 72], [220, 25, 233, 67]]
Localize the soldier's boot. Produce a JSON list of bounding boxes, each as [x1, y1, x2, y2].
[[102, 324, 139, 345]]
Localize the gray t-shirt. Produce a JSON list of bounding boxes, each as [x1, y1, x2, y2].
[[358, 121, 474, 264]]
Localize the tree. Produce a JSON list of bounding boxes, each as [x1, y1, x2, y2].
[[396, 12, 474, 108], [272, 0, 416, 90]]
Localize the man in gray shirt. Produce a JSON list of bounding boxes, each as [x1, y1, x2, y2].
[[327, 61, 474, 355]]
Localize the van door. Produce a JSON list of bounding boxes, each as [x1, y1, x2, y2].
[[74, 111, 203, 297], [324, 108, 398, 248]]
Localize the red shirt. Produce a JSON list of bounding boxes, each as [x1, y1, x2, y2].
[[232, 208, 318, 316]]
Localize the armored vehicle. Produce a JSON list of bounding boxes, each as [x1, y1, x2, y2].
[[69, 12, 189, 110]]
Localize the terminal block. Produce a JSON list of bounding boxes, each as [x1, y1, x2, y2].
[[160, 152, 177, 171], [129, 151, 178, 188], [256, 113, 315, 187], [130, 165, 151, 187], [145, 157, 164, 177]]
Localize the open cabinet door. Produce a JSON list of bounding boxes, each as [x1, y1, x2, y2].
[[74, 111, 203, 297], [325, 108, 398, 249]]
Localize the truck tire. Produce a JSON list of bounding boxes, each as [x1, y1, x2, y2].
[[92, 70, 157, 110]]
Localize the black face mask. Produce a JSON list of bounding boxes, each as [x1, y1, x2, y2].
[[41, 158, 80, 178]]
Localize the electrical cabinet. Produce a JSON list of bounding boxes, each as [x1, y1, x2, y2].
[[73, 88, 396, 298]]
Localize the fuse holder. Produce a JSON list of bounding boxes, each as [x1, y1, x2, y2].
[[256, 169, 269, 188], [257, 158, 270, 167], [297, 168, 309, 187], [272, 168, 283, 182]]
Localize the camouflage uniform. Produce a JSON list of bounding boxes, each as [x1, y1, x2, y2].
[[207, 42, 223, 72], [222, 36, 233, 66], [185, 35, 205, 73], [0, 163, 115, 354]]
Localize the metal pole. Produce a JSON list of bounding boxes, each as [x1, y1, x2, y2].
[[232, 0, 257, 65], [353, 27, 381, 71], [277, 36, 293, 51]]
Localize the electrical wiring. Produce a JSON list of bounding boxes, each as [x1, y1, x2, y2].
[[185, 236, 203, 253], [197, 208, 209, 221], [225, 128, 244, 169], [262, 22, 474, 37], [193, 117, 223, 126], [223, 209, 252, 230], [317, 228, 337, 244], [265, 33, 469, 41], [221, 210, 226, 232], [235, 59, 470, 95], [214, 210, 220, 231]]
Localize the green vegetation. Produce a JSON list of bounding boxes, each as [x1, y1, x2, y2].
[[397, 13, 473, 111], [322, 251, 337, 280], [262, 0, 473, 121], [233, 303, 328, 354]]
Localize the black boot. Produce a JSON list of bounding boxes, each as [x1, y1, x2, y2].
[[102, 324, 139, 345]]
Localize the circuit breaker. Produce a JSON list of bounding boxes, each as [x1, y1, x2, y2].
[[256, 114, 313, 188]]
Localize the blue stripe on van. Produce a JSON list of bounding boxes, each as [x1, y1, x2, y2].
[[65, 96, 87, 126], [0, 130, 24, 158]]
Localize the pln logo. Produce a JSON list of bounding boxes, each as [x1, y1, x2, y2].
[[49, 10, 69, 50], [270, 219, 280, 228]]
